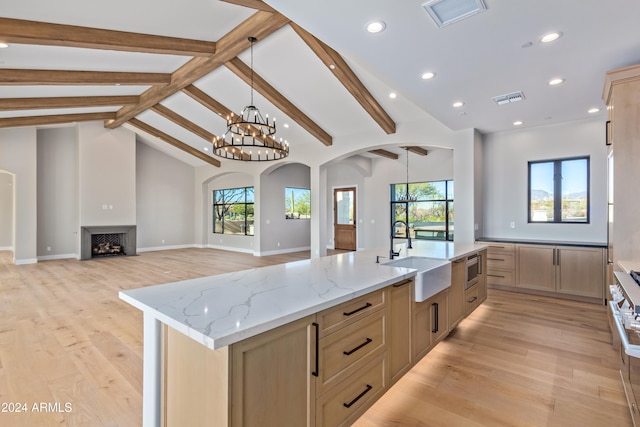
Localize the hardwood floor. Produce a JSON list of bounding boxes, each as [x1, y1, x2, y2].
[[0, 249, 632, 426]]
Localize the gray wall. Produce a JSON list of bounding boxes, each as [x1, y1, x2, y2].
[[136, 141, 195, 250], [259, 163, 311, 254], [482, 118, 607, 242], [37, 128, 79, 258], [0, 172, 13, 249]]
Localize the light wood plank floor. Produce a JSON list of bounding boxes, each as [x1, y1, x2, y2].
[[0, 249, 632, 426]]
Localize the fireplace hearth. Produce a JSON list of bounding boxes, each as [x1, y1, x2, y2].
[[81, 225, 136, 260]]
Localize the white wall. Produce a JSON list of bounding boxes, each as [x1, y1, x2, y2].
[[37, 128, 79, 259], [0, 172, 14, 250], [259, 163, 311, 254], [78, 122, 136, 226], [482, 118, 607, 242], [136, 141, 195, 250], [0, 127, 37, 264]]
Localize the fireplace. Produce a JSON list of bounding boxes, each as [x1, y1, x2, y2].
[[81, 225, 136, 260]]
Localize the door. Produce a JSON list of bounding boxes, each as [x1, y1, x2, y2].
[[334, 187, 356, 251]]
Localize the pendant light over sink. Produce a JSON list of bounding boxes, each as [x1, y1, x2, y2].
[[397, 148, 417, 203], [212, 37, 290, 162]]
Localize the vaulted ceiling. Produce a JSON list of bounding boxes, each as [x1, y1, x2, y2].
[[2, 0, 640, 167]]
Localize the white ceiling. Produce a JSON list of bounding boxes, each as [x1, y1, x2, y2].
[[1, 0, 640, 166]]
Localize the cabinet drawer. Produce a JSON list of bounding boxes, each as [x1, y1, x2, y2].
[[317, 288, 385, 337], [485, 242, 515, 255], [465, 284, 480, 316], [486, 253, 514, 269], [316, 353, 386, 427], [486, 268, 514, 286], [317, 309, 386, 396]]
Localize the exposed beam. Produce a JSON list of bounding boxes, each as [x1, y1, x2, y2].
[[226, 56, 333, 146], [0, 112, 115, 129], [128, 118, 220, 167], [290, 22, 396, 135], [150, 104, 249, 161], [404, 146, 429, 156], [105, 11, 290, 129], [0, 96, 139, 111], [0, 17, 216, 56], [0, 69, 170, 86], [219, 0, 276, 12], [368, 149, 399, 160]]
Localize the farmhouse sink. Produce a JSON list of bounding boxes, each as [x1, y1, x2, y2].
[[384, 256, 451, 302]]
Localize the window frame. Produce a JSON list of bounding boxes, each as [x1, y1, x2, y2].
[[390, 179, 454, 242], [212, 186, 254, 236], [527, 156, 590, 224]]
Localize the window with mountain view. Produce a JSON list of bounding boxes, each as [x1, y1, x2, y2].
[[528, 157, 589, 223]]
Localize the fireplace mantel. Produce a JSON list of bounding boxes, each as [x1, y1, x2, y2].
[[80, 225, 137, 260]]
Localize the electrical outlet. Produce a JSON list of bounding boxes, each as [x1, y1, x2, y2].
[[510, 221, 516, 229]]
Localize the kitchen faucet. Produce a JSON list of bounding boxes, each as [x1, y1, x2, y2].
[[390, 220, 412, 259]]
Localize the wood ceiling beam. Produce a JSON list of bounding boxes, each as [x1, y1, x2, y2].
[[225, 56, 333, 146], [0, 96, 139, 111], [290, 22, 396, 135], [0, 112, 115, 129], [0, 69, 170, 86], [106, 11, 290, 129], [128, 118, 221, 167], [0, 17, 216, 56], [368, 149, 399, 160], [150, 104, 250, 161], [219, 0, 276, 12], [404, 146, 429, 156]]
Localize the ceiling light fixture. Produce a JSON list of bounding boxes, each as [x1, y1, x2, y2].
[[540, 32, 562, 43], [587, 107, 600, 114], [548, 78, 565, 86], [421, 71, 436, 80], [513, 120, 523, 126], [212, 37, 289, 162], [366, 20, 386, 33], [389, 92, 397, 99], [452, 101, 464, 108], [0, 42, 8, 49], [397, 148, 417, 203]]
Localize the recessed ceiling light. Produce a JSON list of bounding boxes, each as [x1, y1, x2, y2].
[[540, 32, 562, 43], [366, 20, 386, 33], [389, 92, 397, 99], [329, 64, 336, 70], [452, 101, 464, 108], [0, 42, 8, 49], [587, 107, 600, 114], [203, 147, 209, 151], [548, 78, 565, 86], [421, 71, 436, 80], [513, 120, 523, 126], [283, 123, 290, 128]]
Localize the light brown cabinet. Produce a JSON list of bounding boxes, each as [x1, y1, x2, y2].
[[485, 243, 515, 287], [516, 244, 605, 299], [412, 288, 449, 361], [388, 278, 413, 383], [448, 258, 465, 328]]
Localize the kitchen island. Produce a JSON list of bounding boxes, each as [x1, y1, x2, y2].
[[120, 242, 486, 427]]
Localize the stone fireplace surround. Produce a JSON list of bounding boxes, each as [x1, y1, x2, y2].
[[80, 225, 136, 260]]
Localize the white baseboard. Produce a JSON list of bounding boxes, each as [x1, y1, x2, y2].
[[0, 246, 12, 251], [137, 244, 198, 253], [256, 246, 311, 257], [37, 253, 79, 261], [14, 258, 38, 265], [206, 244, 255, 255]]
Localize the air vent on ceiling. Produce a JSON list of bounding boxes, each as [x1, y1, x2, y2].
[[423, 0, 487, 28], [492, 91, 526, 106]]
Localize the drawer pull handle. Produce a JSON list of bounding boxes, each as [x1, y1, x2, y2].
[[343, 384, 373, 408], [343, 338, 373, 356], [312, 322, 319, 377], [488, 258, 505, 261], [487, 274, 505, 278], [467, 296, 478, 303], [343, 302, 372, 316], [393, 279, 412, 288]]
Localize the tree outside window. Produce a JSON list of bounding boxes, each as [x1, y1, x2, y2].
[[285, 187, 311, 219], [213, 187, 254, 235]]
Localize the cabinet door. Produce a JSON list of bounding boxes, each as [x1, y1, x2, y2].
[[517, 245, 555, 291], [430, 289, 449, 344], [388, 278, 413, 384], [230, 315, 317, 427], [478, 249, 487, 302], [449, 259, 465, 329], [412, 298, 432, 361], [556, 246, 605, 298]]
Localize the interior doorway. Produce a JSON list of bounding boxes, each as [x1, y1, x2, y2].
[[333, 187, 356, 251]]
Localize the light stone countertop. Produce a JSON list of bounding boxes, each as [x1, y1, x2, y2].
[[119, 242, 486, 350]]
